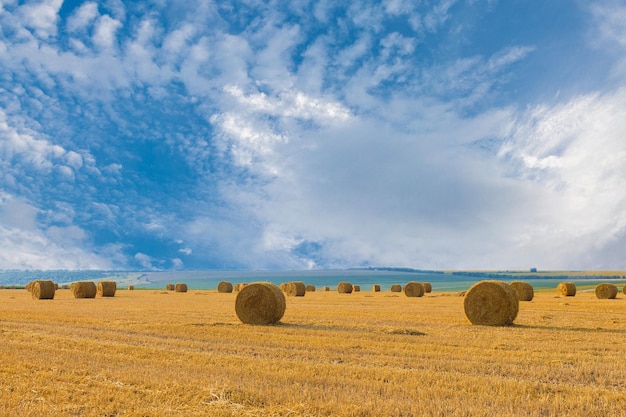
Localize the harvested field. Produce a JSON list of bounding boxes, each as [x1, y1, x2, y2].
[[1, 288, 625, 416]]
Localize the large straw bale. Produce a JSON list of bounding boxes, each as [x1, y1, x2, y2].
[[285, 281, 306, 297], [97, 280, 117, 297], [127, 285, 135, 291], [279, 283, 288, 291], [235, 282, 286, 325], [353, 285, 361, 292], [31, 280, 55, 300], [557, 282, 576, 297], [510, 281, 534, 301], [25, 281, 34, 292], [71, 281, 97, 299], [463, 280, 519, 326], [403, 282, 425, 297], [623, 285, 626, 294], [323, 286, 330, 291], [166, 283, 175, 291], [305, 284, 316, 292], [595, 283, 618, 299], [372, 284, 381, 292], [422, 282, 432, 293], [217, 281, 234, 293], [175, 283, 188, 292], [337, 282, 353, 294], [390, 284, 402, 292]]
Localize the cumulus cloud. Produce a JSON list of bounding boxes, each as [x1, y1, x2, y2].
[[0, 195, 113, 269]]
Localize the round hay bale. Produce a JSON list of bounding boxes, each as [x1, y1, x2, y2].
[[557, 282, 576, 297], [54, 283, 59, 290], [623, 285, 626, 294], [127, 285, 135, 291], [422, 282, 432, 293], [279, 282, 288, 291], [285, 281, 306, 297], [463, 280, 519, 326], [175, 283, 188, 293], [372, 284, 381, 292], [97, 280, 117, 297], [403, 282, 425, 297], [337, 282, 353, 294], [31, 280, 55, 300], [323, 286, 330, 291], [235, 282, 286, 325], [390, 284, 402, 292], [25, 281, 34, 292], [166, 283, 175, 291], [353, 285, 361, 292], [595, 283, 618, 299], [71, 281, 97, 299], [217, 281, 234, 293], [305, 284, 315, 292], [510, 281, 534, 301]]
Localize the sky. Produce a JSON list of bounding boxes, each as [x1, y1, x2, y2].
[[1, 0, 625, 271]]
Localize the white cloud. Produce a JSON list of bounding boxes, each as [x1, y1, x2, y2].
[[93, 14, 122, 50], [0, 196, 113, 269], [66, 2, 99, 33], [134, 252, 155, 269], [590, 1, 626, 48], [17, 0, 63, 39]]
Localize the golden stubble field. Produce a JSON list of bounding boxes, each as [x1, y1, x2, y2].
[[1, 285, 626, 417]]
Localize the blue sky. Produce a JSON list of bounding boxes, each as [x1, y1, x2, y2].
[[1, 0, 625, 271]]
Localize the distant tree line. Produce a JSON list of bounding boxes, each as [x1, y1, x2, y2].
[[450, 271, 625, 280]]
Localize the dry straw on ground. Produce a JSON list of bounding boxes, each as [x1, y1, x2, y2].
[[235, 282, 286, 325], [337, 282, 353, 294], [175, 283, 188, 293], [595, 283, 618, 299], [510, 281, 534, 301], [71, 281, 97, 299], [372, 284, 381, 292], [463, 280, 519, 326], [557, 282, 576, 297], [390, 284, 402, 292], [285, 281, 306, 297], [403, 282, 425, 297], [305, 284, 315, 292], [31, 280, 55, 300], [422, 282, 432, 293], [217, 281, 233, 293], [97, 281, 117, 297]]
